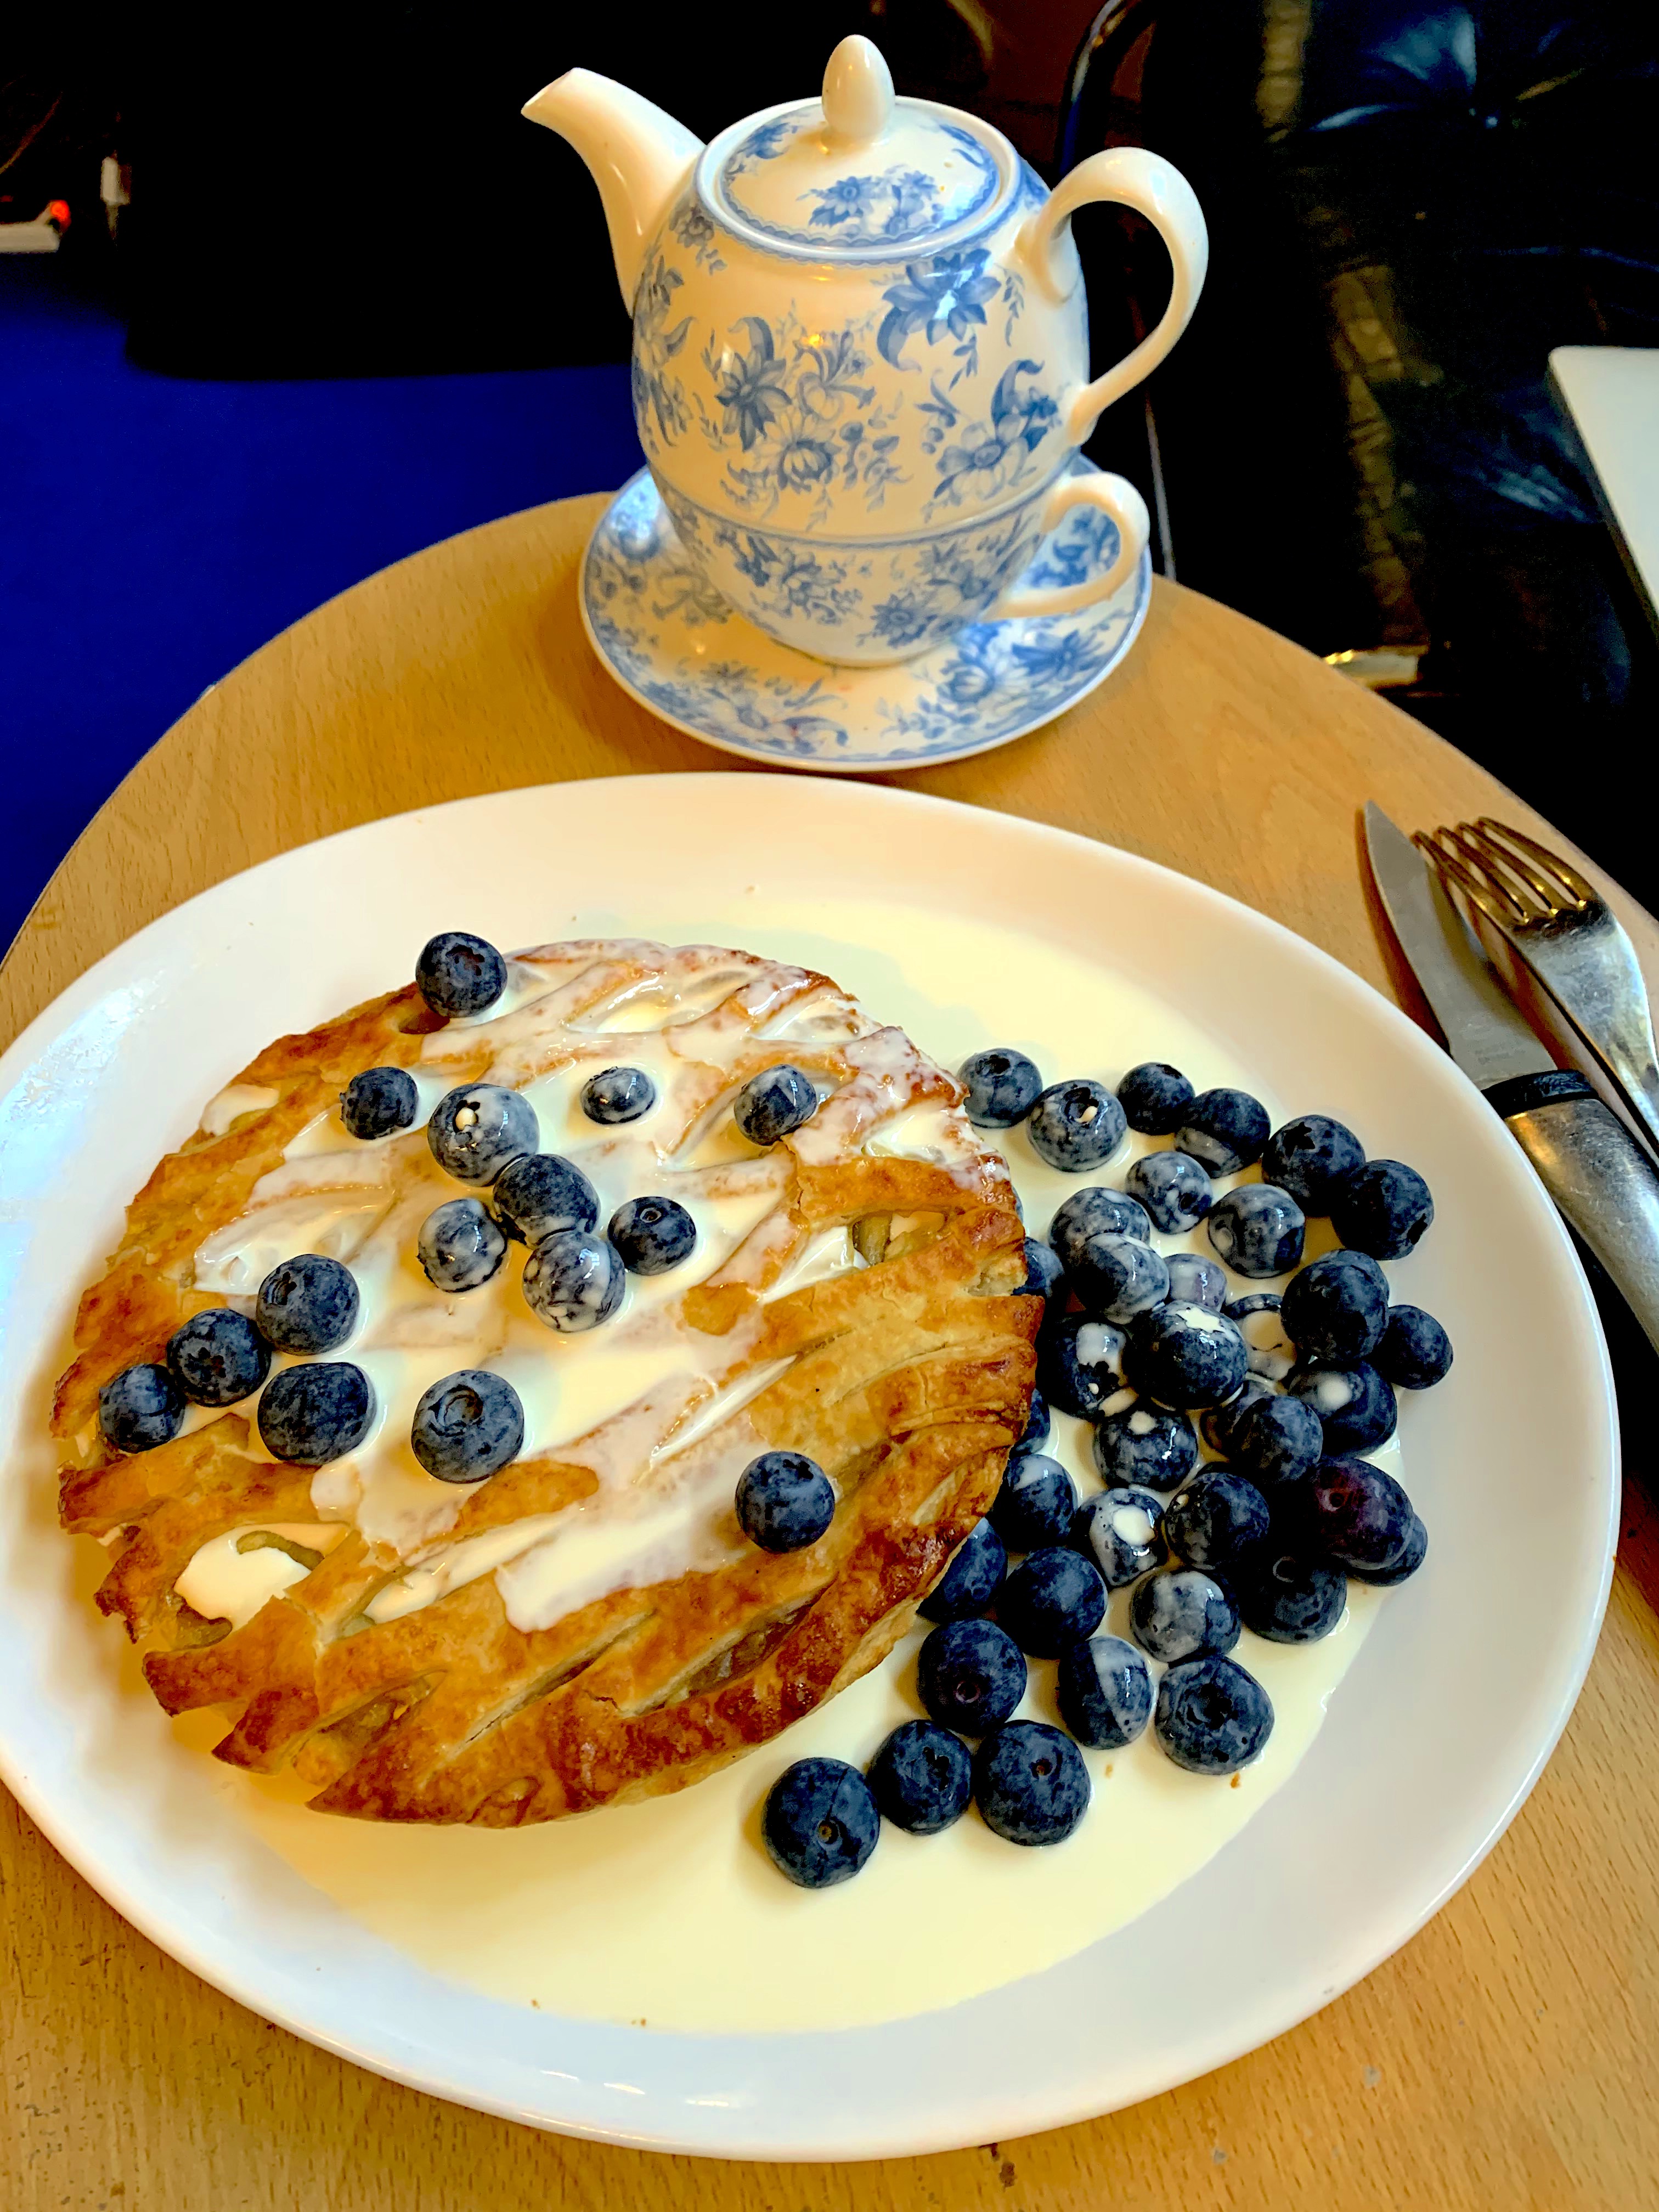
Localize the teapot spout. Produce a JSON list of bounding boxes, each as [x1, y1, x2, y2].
[[522, 70, 703, 313]]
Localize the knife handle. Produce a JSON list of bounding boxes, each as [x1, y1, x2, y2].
[[1485, 1069, 1659, 1355]]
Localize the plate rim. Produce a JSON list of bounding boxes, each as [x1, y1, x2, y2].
[[0, 770, 1620, 2159], [577, 468, 1154, 772]]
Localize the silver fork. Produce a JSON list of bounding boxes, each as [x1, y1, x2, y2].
[[1415, 815, 1659, 1160]]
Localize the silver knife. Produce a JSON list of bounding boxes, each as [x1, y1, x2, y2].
[[1366, 800, 1659, 1354]]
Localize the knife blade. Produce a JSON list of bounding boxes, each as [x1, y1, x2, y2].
[[1365, 800, 1659, 1355]]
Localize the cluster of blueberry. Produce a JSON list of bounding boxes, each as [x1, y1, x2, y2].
[[95, 932, 830, 1487], [758, 1048, 1452, 1889]]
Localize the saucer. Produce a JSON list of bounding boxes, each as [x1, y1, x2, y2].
[[579, 465, 1153, 771]]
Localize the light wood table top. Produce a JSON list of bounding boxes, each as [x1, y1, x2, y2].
[[4, 492, 1658, 2211]]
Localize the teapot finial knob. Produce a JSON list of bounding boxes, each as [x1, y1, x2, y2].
[[822, 35, 894, 148]]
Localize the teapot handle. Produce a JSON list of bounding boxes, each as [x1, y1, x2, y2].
[[1015, 148, 1209, 443], [985, 470, 1149, 622]]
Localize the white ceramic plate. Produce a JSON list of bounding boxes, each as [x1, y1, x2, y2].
[[0, 774, 1616, 2159]]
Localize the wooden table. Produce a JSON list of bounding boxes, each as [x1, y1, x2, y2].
[[4, 493, 1658, 2211]]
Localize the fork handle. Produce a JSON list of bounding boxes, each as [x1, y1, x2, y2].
[[1488, 1069, 1659, 1356]]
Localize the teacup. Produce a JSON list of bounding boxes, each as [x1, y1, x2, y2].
[[657, 469, 1147, 666]]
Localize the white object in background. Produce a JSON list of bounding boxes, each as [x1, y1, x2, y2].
[[523, 35, 1206, 664], [100, 155, 132, 240], [0, 202, 68, 255], [1549, 346, 1659, 620]]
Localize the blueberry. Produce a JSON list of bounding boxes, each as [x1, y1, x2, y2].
[[166, 1308, 271, 1407], [1126, 1300, 1249, 1410], [1067, 1234, 1171, 1324], [997, 1546, 1106, 1656], [1092, 1402, 1199, 1492], [1039, 1314, 1131, 1419], [1164, 1252, 1227, 1311], [919, 1517, 1007, 1622], [98, 1363, 185, 1453], [989, 1453, 1077, 1551], [1049, 1186, 1150, 1267], [521, 1229, 625, 1331], [1330, 1159, 1435, 1260], [1016, 1385, 1050, 1454], [1027, 1080, 1127, 1172], [1016, 1237, 1065, 1304], [1237, 1551, 1347, 1641], [762, 1758, 879, 1887], [1201, 1373, 1276, 1455], [1155, 1656, 1274, 1774], [1129, 1566, 1241, 1662], [258, 1362, 374, 1464], [867, 1721, 974, 1835], [1261, 1115, 1365, 1215], [609, 1195, 697, 1275], [958, 1048, 1042, 1128], [733, 1064, 819, 1147], [256, 1254, 359, 1352], [1071, 1484, 1166, 1585], [973, 1720, 1090, 1846], [493, 1153, 599, 1243], [340, 1065, 419, 1141], [1280, 1251, 1388, 1364], [416, 930, 507, 1019], [410, 1368, 524, 1483], [580, 1065, 656, 1125], [736, 1449, 835, 1551], [1286, 1362, 1397, 1452], [1224, 1290, 1299, 1381], [1346, 1511, 1428, 1585], [1163, 1467, 1272, 1571], [917, 1618, 1026, 1734], [1228, 1391, 1324, 1488], [1296, 1454, 1418, 1572], [417, 1197, 507, 1293], [1374, 1305, 1454, 1389], [427, 1084, 538, 1184], [1117, 1061, 1194, 1136], [1175, 1087, 1271, 1176], [1056, 1634, 1154, 1749], [1206, 1184, 1306, 1278], [1125, 1149, 1214, 1234]]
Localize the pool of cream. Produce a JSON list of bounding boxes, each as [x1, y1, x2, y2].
[[180, 895, 1390, 2034]]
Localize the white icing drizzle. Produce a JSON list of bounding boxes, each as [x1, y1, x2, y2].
[[199, 1082, 281, 1138], [171, 945, 997, 1634], [174, 1523, 350, 1630]]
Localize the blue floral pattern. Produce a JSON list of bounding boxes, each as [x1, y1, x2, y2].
[[582, 468, 1150, 769], [627, 185, 1086, 537], [919, 360, 1060, 508], [803, 167, 941, 242], [878, 249, 1000, 377], [720, 116, 998, 251], [690, 309, 905, 521]]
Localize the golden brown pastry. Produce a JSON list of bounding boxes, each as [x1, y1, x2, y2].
[[54, 939, 1035, 1824]]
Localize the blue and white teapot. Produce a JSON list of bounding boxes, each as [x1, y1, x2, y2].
[[526, 37, 1206, 665]]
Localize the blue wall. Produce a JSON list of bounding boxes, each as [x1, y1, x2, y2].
[[1, 262, 641, 960]]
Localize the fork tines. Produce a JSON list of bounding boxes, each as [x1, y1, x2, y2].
[[1414, 817, 1599, 929]]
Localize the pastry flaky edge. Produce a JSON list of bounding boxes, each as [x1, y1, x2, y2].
[[53, 939, 1037, 1826]]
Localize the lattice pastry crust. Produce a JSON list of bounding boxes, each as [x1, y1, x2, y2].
[[54, 940, 1036, 1824]]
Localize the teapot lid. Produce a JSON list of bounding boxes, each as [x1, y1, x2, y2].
[[698, 36, 1015, 261]]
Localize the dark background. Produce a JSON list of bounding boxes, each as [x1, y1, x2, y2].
[[4, 1, 1656, 961]]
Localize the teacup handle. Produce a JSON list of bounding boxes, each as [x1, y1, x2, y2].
[[985, 470, 1149, 622], [1015, 148, 1209, 444]]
